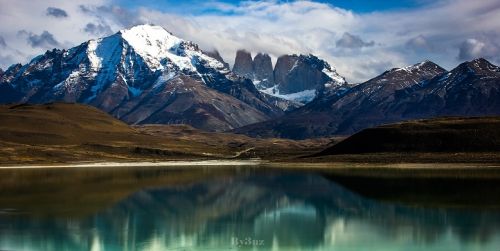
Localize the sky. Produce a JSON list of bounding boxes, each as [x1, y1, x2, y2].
[[0, 0, 499, 83]]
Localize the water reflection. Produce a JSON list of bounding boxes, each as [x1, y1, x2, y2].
[[0, 168, 500, 250]]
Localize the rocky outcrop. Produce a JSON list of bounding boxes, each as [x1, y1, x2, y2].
[[252, 53, 274, 88], [273, 55, 297, 92], [203, 50, 230, 69], [274, 54, 344, 94], [232, 50, 253, 79], [233, 52, 348, 104]]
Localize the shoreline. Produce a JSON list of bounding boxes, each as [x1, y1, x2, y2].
[[1, 159, 500, 174], [0, 159, 263, 169]]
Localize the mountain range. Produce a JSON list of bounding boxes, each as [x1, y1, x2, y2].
[[1, 24, 499, 138], [0, 25, 298, 132], [235, 58, 500, 139]]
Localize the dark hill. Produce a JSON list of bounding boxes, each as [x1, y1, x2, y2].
[[316, 116, 500, 155]]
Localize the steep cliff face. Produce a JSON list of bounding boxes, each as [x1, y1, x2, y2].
[[232, 50, 253, 79], [274, 54, 347, 94], [252, 53, 274, 88], [273, 55, 298, 91]]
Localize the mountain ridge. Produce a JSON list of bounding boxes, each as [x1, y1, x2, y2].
[[234, 58, 500, 139], [0, 24, 291, 131]]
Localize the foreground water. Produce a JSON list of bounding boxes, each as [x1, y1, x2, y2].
[[0, 165, 499, 251]]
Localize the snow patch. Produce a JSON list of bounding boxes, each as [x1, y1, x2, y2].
[[322, 68, 346, 85], [120, 25, 189, 71], [397, 61, 430, 73], [261, 86, 317, 103], [86, 40, 101, 71], [153, 71, 177, 89], [119, 24, 225, 76]]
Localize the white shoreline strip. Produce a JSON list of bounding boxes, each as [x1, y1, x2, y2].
[[0, 160, 263, 169]]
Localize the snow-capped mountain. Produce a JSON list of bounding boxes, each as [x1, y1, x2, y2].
[[232, 51, 349, 104], [398, 58, 500, 116], [234, 59, 500, 139], [0, 24, 289, 131]]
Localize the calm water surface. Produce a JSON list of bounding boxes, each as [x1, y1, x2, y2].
[[0, 165, 499, 251]]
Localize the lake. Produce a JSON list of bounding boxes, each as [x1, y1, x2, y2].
[[0, 164, 500, 251]]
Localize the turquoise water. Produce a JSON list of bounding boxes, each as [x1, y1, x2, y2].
[[0, 167, 499, 251]]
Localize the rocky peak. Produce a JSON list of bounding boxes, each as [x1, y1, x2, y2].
[[370, 61, 446, 90], [273, 55, 299, 89], [458, 58, 500, 76], [5, 63, 22, 74], [252, 53, 274, 88], [117, 24, 184, 71], [203, 50, 230, 69], [233, 50, 253, 79], [391, 60, 445, 76], [1, 63, 22, 83], [340, 61, 447, 106], [274, 54, 346, 94], [427, 58, 500, 92]]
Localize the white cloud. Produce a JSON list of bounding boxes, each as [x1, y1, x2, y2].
[[458, 37, 500, 61], [1, 0, 500, 83], [406, 35, 435, 52], [336, 32, 375, 49], [46, 7, 69, 18], [18, 30, 60, 49], [459, 39, 487, 60], [0, 0, 113, 67]]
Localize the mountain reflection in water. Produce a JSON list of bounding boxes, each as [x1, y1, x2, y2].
[[0, 168, 499, 251]]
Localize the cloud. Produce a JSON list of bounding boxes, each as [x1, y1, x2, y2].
[[46, 7, 68, 18], [1, 0, 500, 83], [0, 36, 6, 48], [84, 22, 113, 36], [336, 32, 375, 49], [0, 0, 111, 67], [19, 30, 60, 48], [79, 4, 144, 28], [405, 35, 435, 52], [458, 37, 500, 61], [458, 39, 487, 60]]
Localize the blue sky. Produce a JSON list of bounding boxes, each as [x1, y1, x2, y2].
[[117, 0, 427, 14], [316, 0, 425, 12], [0, 0, 499, 83]]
